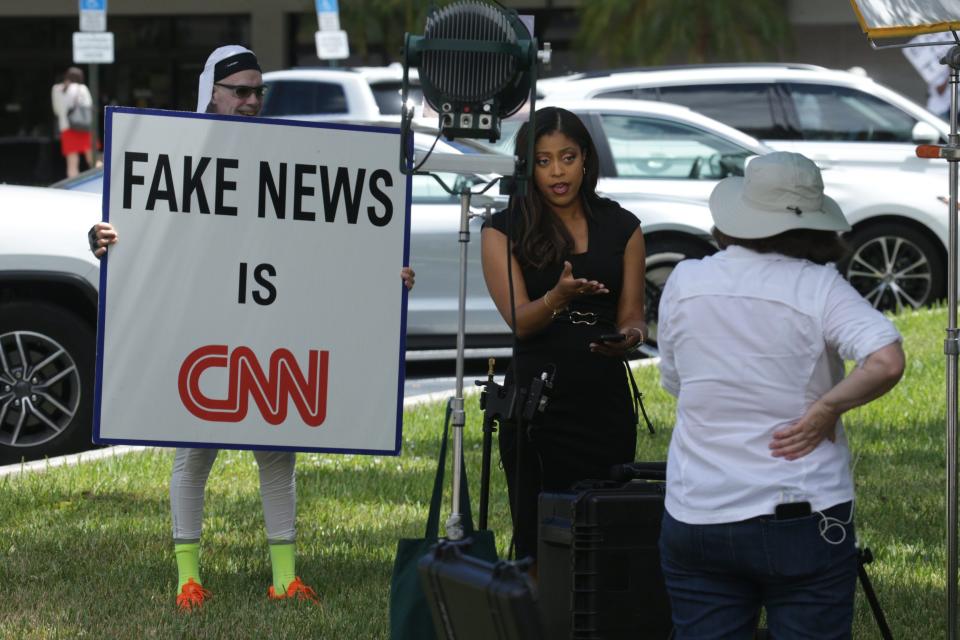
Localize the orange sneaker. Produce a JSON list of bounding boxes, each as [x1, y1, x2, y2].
[[176, 578, 212, 612], [267, 577, 319, 603]]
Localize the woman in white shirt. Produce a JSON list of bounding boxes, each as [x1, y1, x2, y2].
[[50, 66, 94, 177], [657, 152, 905, 640]]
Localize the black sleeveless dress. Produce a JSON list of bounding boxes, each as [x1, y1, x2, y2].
[[485, 197, 640, 559]]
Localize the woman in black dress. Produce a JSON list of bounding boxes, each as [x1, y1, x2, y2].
[[480, 107, 647, 563]]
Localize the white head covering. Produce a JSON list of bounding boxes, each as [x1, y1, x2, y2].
[[196, 45, 257, 113]]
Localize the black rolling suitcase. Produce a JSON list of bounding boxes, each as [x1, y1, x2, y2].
[[418, 538, 545, 640], [538, 462, 672, 639]]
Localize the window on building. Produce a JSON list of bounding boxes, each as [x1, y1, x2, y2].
[[371, 81, 423, 116]]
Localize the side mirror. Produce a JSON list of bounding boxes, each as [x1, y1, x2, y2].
[[912, 121, 941, 144]]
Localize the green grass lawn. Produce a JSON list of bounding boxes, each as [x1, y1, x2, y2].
[[0, 305, 953, 638]]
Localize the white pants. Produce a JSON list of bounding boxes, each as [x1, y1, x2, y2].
[[170, 447, 296, 544]]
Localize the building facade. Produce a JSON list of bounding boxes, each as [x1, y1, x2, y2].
[[0, 0, 935, 184]]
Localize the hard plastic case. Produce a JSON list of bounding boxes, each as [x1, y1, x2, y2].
[[418, 538, 544, 640], [538, 467, 672, 639]]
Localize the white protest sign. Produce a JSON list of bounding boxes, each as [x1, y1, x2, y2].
[[94, 107, 410, 454]]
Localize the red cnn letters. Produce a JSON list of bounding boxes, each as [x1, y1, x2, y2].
[[178, 345, 329, 426]]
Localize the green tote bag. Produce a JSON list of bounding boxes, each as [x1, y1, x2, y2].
[[388, 399, 498, 640]]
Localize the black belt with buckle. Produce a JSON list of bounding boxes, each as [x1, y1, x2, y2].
[[554, 310, 613, 326]]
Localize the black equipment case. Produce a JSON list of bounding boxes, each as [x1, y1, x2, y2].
[[418, 538, 545, 640], [538, 463, 672, 639]]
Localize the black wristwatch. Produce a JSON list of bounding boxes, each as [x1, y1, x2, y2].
[[87, 225, 100, 257]]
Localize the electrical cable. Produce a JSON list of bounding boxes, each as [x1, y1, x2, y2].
[[816, 500, 855, 546], [505, 183, 522, 561], [412, 126, 445, 174]]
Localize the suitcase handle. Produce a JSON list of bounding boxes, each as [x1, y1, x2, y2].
[[608, 461, 667, 482]]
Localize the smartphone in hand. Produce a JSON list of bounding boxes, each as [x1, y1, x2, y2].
[[596, 333, 626, 344]]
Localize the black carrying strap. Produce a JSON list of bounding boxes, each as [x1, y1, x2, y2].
[[624, 359, 655, 435], [424, 397, 478, 539]]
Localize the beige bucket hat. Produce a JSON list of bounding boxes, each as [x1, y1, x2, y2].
[[709, 152, 850, 239]]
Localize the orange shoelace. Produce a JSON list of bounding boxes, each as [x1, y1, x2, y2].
[[268, 576, 319, 603], [176, 578, 212, 612]]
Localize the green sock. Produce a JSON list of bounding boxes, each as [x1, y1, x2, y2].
[[269, 542, 297, 593], [174, 543, 201, 591]]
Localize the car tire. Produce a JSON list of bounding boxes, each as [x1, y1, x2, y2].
[[645, 239, 715, 347], [0, 301, 95, 464], [840, 222, 944, 312]]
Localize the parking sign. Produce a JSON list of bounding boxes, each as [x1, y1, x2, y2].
[[79, 0, 107, 32]]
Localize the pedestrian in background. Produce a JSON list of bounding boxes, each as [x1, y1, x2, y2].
[[51, 66, 94, 178]]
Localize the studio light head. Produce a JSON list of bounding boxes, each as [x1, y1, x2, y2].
[[403, 0, 537, 142]]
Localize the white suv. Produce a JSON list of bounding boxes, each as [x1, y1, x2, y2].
[[260, 64, 421, 123], [0, 185, 101, 464], [541, 64, 949, 178]]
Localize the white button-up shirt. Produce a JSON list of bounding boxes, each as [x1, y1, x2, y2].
[[658, 246, 901, 524]]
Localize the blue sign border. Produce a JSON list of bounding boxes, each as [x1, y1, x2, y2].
[[92, 105, 411, 456], [80, 0, 107, 12]]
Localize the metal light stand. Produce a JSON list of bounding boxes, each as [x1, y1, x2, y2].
[[868, 29, 960, 637], [445, 187, 476, 541], [398, 1, 548, 545], [917, 45, 960, 640], [946, 51, 960, 640]]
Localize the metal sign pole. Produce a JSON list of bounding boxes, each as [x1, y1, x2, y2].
[[89, 63, 99, 167]]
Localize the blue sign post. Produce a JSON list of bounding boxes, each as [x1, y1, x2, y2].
[[77, 0, 109, 172], [314, 0, 347, 63]]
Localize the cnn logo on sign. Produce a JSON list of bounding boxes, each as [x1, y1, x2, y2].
[[178, 345, 329, 426]]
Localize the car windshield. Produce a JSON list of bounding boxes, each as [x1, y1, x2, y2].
[[260, 80, 349, 117], [599, 114, 751, 179], [371, 81, 423, 116]]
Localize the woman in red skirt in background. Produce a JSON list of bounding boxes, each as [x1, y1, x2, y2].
[[51, 66, 94, 178]]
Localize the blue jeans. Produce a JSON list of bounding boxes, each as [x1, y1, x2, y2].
[[659, 503, 857, 640]]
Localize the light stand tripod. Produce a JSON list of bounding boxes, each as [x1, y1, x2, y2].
[[445, 185, 492, 540], [915, 40, 960, 639], [850, 12, 960, 633]]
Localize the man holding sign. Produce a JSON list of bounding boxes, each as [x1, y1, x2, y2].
[[91, 45, 414, 612]]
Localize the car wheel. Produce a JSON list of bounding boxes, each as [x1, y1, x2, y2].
[[645, 239, 715, 346], [0, 301, 94, 464], [841, 223, 944, 312]]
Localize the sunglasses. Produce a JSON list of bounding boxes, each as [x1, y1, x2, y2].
[[214, 82, 268, 99]]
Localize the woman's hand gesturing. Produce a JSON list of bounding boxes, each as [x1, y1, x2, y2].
[[550, 261, 608, 309]]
